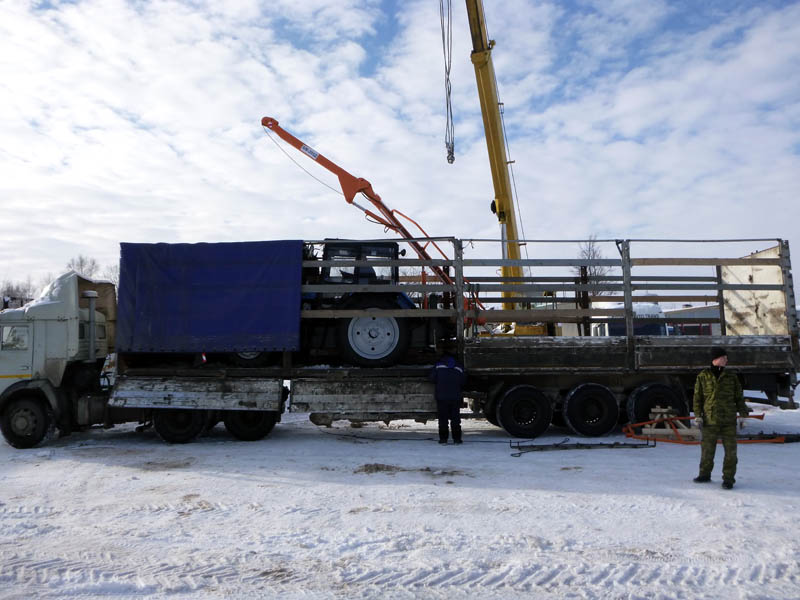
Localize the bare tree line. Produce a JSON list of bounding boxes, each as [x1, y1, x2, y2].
[[573, 235, 612, 295], [1, 255, 119, 305]]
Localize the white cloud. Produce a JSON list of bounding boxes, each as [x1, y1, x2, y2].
[[0, 0, 797, 295], [506, 2, 800, 246]]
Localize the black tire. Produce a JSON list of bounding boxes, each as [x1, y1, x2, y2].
[[563, 383, 619, 437], [0, 396, 53, 449], [223, 411, 278, 441], [626, 383, 687, 426], [483, 401, 500, 426], [336, 297, 410, 367], [228, 352, 276, 367], [153, 409, 207, 444], [495, 385, 553, 438], [617, 397, 630, 425]]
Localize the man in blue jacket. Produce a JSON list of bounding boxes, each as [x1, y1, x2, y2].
[[430, 351, 466, 444]]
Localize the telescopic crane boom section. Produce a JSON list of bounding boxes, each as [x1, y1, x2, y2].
[[261, 117, 454, 286], [464, 0, 524, 286]]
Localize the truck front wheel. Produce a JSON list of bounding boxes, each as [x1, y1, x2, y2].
[[0, 396, 53, 449], [153, 409, 207, 444], [223, 410, 278, 441]]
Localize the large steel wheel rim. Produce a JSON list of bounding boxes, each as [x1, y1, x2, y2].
[[337, 299, 410, 367], [11, 405, 40, 437], [223, 410, 278, 441], [563, 384, 619, 437], [627, 383, 687, 426], [153, 409, 206, 444], [347, 313, 401, 361], [0, 397, 51, 449], [496, 385, 553, 438]]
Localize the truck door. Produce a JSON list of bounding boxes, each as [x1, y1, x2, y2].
[[0, 324, 33, 391]]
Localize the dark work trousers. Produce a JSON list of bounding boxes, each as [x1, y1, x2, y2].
[[699, 423, 738, 483], [437, 395, 461, 443]]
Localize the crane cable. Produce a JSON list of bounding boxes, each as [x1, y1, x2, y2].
[[440, 0, 455, 164], [500, 105, 532, 268], [263, 126, 343, 197]]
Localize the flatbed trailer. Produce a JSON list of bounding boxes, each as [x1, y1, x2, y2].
[[110, 233, 798, 443]]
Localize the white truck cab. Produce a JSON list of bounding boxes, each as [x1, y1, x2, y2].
[[0, 272, 115, 448]]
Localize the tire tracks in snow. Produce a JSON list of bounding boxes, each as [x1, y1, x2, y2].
[[2, 545, 798, 598], [3, 489, 798, 598]]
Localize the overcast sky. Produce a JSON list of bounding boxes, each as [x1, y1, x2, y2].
[[1, 0, 799, 288]]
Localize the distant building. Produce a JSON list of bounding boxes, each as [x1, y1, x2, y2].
[[664, 304, 721, 336], [591, 302, 668, 336], [560, 302, 729, 337]]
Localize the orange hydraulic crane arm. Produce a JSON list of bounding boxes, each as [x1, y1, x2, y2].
[[261, 116, 454, 286], [262, 117, 374, 206]]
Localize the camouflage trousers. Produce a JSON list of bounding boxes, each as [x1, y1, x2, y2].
[[698, 423, 738, 483]]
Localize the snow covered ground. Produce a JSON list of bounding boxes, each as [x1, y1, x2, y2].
[[2, 402, 799, 599]]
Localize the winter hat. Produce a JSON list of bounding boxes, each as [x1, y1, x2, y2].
[[711, 346, 728, 360]]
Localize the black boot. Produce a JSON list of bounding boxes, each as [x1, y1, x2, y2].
[[438, 425, 449, 444], [693, 474, 711, 483]]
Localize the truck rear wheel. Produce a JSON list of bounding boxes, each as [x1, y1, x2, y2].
[[496, 385, 552, 438], [563, 383, 618, 437], [228, 352, 276, 367], [223, 410, 278, 441], [153, 409, 207, 444], [337, 298, 410, 367], [0, 396, 53, 449], [627, 383, 687, 426]]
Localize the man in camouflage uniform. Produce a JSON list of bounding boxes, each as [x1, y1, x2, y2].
[[693, 347, 750, 489]]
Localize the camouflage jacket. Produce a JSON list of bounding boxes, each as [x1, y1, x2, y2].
[[693, 368, 749, 425]]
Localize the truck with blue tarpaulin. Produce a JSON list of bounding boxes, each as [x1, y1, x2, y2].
[[1, 236, 798, 448]]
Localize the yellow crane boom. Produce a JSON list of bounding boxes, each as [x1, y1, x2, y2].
[[464, 0, 524, 287]]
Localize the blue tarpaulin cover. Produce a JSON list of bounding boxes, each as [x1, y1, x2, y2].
[[117, 240, 303, 353]]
